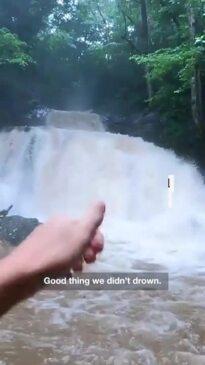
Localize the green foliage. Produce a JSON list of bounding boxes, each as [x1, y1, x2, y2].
[[132, 44, 202, 93], [0, 0, 205, 168], [0, 28, 32, 66]]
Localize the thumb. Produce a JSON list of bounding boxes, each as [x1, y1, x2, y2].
[[82, 201, 106, 240]]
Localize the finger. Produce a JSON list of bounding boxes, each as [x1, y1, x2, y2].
[[83, 247, 97, 264], [91, 230, 104, 254], [72, 257, 83, 272], [82, 202, 106, 240]]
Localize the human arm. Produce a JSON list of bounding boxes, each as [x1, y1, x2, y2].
[[0, 202, 105, 316]]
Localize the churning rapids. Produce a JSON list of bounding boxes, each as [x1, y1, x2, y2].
[[0, 116, 205, 365]]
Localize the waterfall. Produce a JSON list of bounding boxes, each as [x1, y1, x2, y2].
[[46, 110, 104, 131], [1, 119, 205, 274]]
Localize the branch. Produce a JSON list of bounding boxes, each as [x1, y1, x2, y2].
[[117, 1, 137, 51], [96, 3, 107, 27]]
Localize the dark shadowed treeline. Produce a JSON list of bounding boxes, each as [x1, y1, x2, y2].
[[0, 0, 205, 166]]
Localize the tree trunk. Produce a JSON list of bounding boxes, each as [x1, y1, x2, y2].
[[139, 0, 153, 100], [187, 3, 203, 129]]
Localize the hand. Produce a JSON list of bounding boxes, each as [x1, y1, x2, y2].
[[9, 201, 106, 277], [0, 202, 106, 316]]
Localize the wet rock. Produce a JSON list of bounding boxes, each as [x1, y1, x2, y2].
[[133, 112, 164, 140], [26, 107, 49, 126], [0, 239, 11, 258], [0, 205, 13, 218], [104, 111, 164, 142], [0, 216, 40, 246]]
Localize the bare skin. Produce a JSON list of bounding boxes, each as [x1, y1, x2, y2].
[[0, 202, 106, 316]]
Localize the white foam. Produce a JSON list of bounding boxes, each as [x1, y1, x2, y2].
[[0, 127, 205, 274]]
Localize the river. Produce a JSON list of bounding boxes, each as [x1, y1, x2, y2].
[[0, 117, 205, 364]]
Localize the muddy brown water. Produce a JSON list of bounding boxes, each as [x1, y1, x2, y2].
[[0, 257, 205, 365], [1, 127, 205, 364]]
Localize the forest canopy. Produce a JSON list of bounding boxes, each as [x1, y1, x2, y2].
[[0, 0, 205, 164]]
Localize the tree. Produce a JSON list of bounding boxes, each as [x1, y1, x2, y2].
[[0, 0, 57, 41], [0, 28, 33, 125], [0, 28, 32, 66], [187, 1, 204, 130], [0, 0, 205, 169], [139, 0, 153, 99], [0, 0, 58, 126], [132, 0, 205, 125]]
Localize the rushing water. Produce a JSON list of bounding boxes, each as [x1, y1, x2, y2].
[[0, 118, 205, 364]]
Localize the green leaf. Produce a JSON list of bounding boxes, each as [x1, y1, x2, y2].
[[0, 28, 33, 67]]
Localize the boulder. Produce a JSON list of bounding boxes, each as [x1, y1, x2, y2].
[[104, 111, 164, 141], [0, 216, 40, 246]]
